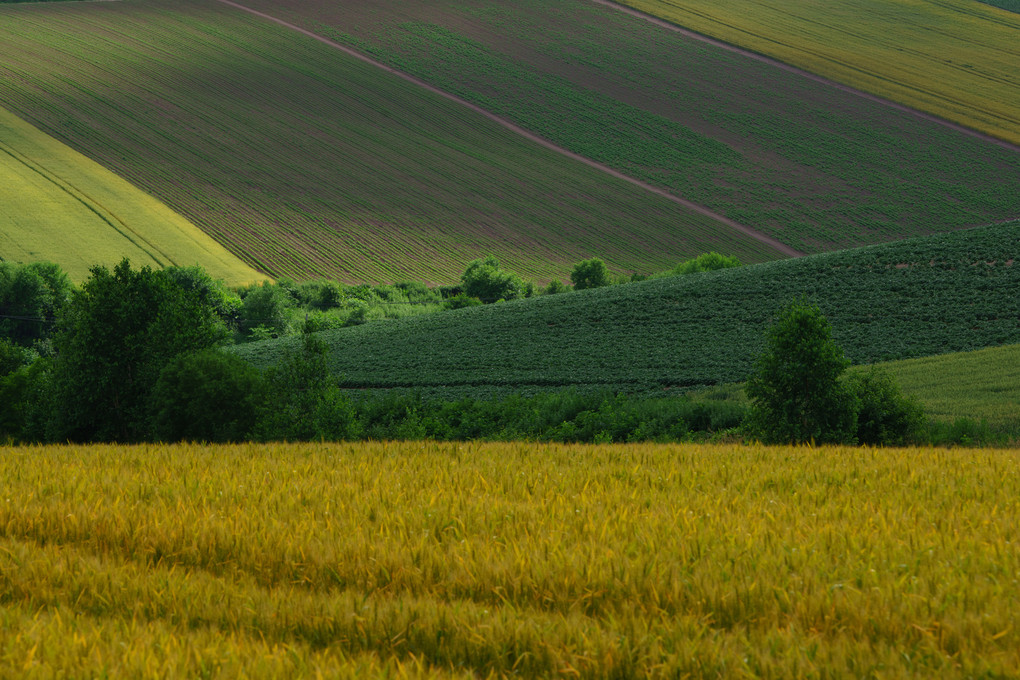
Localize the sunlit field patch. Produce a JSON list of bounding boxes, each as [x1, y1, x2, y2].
[[0, 106, 262, 285]]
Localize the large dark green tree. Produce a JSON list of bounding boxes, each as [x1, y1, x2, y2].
[[744, 300, 857, 444], [150, 348, 265, 443], [48, 259, 228, 442]]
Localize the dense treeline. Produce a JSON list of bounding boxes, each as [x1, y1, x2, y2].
[[1, 255, 941, 445], [0, 255, 744, 445]]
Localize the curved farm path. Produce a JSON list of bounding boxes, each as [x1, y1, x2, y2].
[[215, 0, 803, 258], [592, 0, 1020, 155]]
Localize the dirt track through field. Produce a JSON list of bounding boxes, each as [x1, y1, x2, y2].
[[214, 0, 803, 258], [592, 0, 1020, 155]]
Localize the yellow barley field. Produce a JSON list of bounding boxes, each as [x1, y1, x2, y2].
[[0, 441, 1018, 677], [618, 0, 1020, 146]]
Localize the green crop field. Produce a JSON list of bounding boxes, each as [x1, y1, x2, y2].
[[618, 0, 1020, 147], [236, 220, 1020, 399], [0, 0, 782, 284], [874, 344, 1020, 430], [2, 441, 1018, 678], [238, 0, 1020, 255], [979, 0, 1020, 11], [0, 106, 263, 285]]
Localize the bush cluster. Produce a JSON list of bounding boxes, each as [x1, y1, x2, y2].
[[744, 300, 924, 445]]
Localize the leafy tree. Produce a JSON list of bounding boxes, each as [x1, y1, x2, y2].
[[150, 349, 265, 442], [570, 257, 611, 290], [0, 338, 33, 377], [0, 357, 52, 443], [844, 368, 924, 446], [162, 265, 242, 327], [239, 281, 291, 338], [0, 261, 73, 348], [48, 259, 228, 442], [460, 256, 526, 302], [744, 300, 857, 444], [253, 333, 360, 441]]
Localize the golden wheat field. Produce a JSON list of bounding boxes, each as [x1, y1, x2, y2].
[[1, 441, 1018, 678]]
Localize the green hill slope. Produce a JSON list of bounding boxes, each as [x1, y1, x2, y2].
[[235, 0, 1020, 254], [874, 344, 1020, 430], [0, 106, 263, 285], [618, 0, 1020, 145], [235, 220, 1020, 398], [0, 0, 781, 283]]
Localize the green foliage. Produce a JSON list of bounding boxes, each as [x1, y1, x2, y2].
[[0, 338, 33, 377], [744, 300, 857, 444], [162, 265, 242, 327], [235, 222, 1020, 400], [542, 279, 571, 295], [443, 293, 483, 310], [673, 252, 742, 276], [239, 282, 291, 339], [48, 259, 228, 442], [460, 256, 527, 302], [844, 368, 925, 446], [252, 334, 361, 442], [150, 349, 265, 443], [570, 258, 611, 290], [0, 357, 51, 443], [0, 261, 72, 349], [350, 389, 744, 443]]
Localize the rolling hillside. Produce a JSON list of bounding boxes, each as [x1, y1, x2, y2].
[[236, 220, 1020, 399], [616, 0, 1020, 146], [234, 0, 1020, 255], [875, 343, 1020, 429], [0, 0, 783, 284], [0, 106, 263, 285]]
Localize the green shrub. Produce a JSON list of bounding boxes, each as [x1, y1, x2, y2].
[[844, 368, 924, 445], [542, 279, 571, 295], [570, 257, 611, 290], [443, 293, 484, 310], [673, 252, 742, 276], [745, 300, 858, 444], [240, 282, 291, 338], [150, 349, 265, 443], [461, 255, 527, 302]]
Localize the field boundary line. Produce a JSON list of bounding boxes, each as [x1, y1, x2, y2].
[[591, 0, 1020, 154], [213, 0, 802, 258]]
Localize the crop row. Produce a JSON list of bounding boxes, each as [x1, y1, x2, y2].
[[0, 0, 782, 283], [236, 221, 1020, 398], [620, 0, 1020, 146], [1, 441, 1018, 677], [247, 0, 1020, 254]]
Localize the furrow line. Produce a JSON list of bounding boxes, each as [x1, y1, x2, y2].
[[213, 0, 802, 259], [591, 0, 1020, 154]]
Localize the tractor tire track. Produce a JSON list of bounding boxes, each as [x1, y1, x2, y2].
[[214, 0, 804, 258]]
